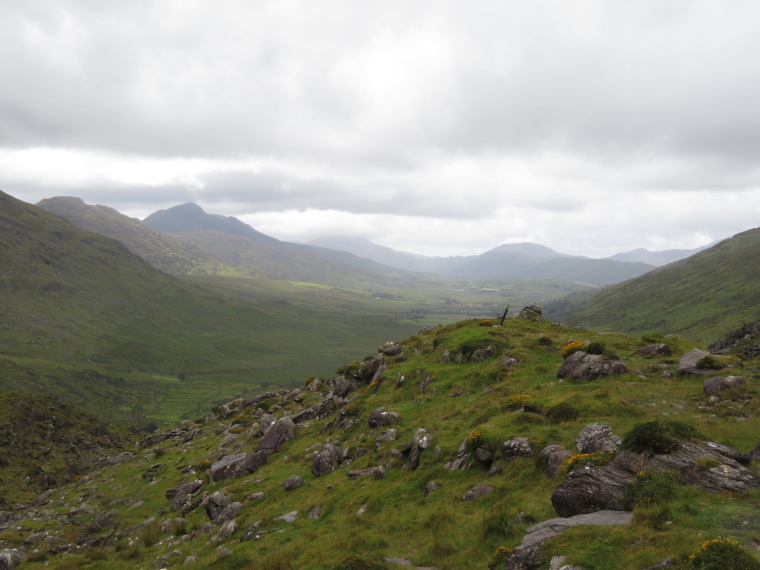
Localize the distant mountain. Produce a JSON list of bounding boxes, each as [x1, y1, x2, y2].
[[564, 229, 760, 342], [604, 245, 710, 267], [37, 196, 233, 275], [309, 237, 654, 286], [142, 202, 280, 244]]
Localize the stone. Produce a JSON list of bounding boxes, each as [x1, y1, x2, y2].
[[557, 352, 628, 381], [284, 475, 305, 490], [517, 305, 543, 320], [0, 549, 27, 570], [462, 485, 494, 501], [476, 447, 495, 463], [677, 349, 712, 375], [333, 376, 358, 398], [238, 521, 263, 542], [374, 429, 397, 448], [278, 510, 298, 523], [747, 443, 760, 461], [505, 511, 632, 570], [368, 407, 401, 428], [634, 344, 672, 357], [379, 341, 402, 356], [502, 437, 533, 460], [209, 452, 259, 481], [537, 445, 572, 478], [257, 418, 296, 452], [551, 464, 633, 517], [167, 480, 203, 512], [247, 492, 265, 501], [444, 439, 473, 470], [408, 428, 433, 470], [575, 423, 621, 454], [423, 481, 440, 496], [202, 491, 231, 523], [312, 444, 341, 477], [469, 345, 494, 362], [347, 466, 386, 480], [258, 413, 276, 433], [308, 505, 321, 519], [212, 519, 237, 541], [704, 375, 746, 395]]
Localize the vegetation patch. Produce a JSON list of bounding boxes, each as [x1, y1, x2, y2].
[[620, 470, 681, 509], [621, 420, 704, 455]]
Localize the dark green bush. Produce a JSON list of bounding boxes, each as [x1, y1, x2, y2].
[[538, 336, 553, 346], [546, 401, 581, 423], [696, 355, 723, 370], [622, 421, 704, 455], [334, 555, 387, 570], [619, 469, 681, 509], [586, 341, 605, 355]]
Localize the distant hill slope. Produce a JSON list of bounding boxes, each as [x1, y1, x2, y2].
[[604, 245, 709, 266], [311, 237, 654, 286], [36, 196, 235, 275], [143, 202, 280, 243], [564, 228, 760, 343]]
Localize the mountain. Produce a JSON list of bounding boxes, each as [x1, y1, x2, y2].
[[36, 196, 234, 275], [604, 245, 710, 267], [563, 228, 760, 342], [310, 237, 654, 286], [142, 202, 280, 244], [0, 317, 758, 567]]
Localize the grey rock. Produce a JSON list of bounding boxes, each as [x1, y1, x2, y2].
[[212, 519, 237, 541], [747, 443, 760, 461], [445, 439, 473, 470], [247, 492, 265, 501], [258, 413, 276, 433], [238, 521, 263, 542], [557, 352, 628, 381], [374, 429, 397, 448], [423, 480, 440, 496], [333, 376, 358, 398], [502, 437, 533, 460], [551, 464, 633, 517], [462, 485, 494, 501], [704, 375, 745, 395], [284, 475, 305, 490], [517, 305, 543, 320], [308, 505, 321, 519], [0, 549, 27, 570], [476, 446, 495, 463], [634, 344, 672, 357], [257, 418, 296, 452], [202, 491, 231, 523], [379, 341, 402, 356], [408, 428, 432, 470], [677, 349, 712, 375], [183, 556, 197, 564], [506, 511, 631, 570], [166, 480, 203, 512], [312, 443, 341, 477], [347, 466, 386, 480], [368, 407, 401, 428], [278, 510, 298, 523], [537, 445, 572, 478], [575, 423, 621, 454], [209, 452, 258, 481], [469, 345, 494, 362]]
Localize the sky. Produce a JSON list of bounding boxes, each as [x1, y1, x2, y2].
[[2, 1, 760, 258]]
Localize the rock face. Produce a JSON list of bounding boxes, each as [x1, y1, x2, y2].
[[677, 349, 711, 375], [367, 407, 400, 428], [517, 305, 543, 320], [634, 344, 672, 357], [505, 511, 632, 570], [575, 423, 621, 454], [552, 439, 760, 517], [703, 375, 745, 395], [557, 351, 628, 381], [312, 444, 341, 477]]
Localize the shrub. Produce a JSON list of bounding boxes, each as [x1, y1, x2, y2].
[[679, 538, 760, 569], [503, 394, 531, 411], [334, 555, 387, 570], [566, 452, 615, 472], [696, 355, 724, 370], [466, 429, 486, 452], [480, 319, 494, 327], [304, 375, 316, 386], [621, 420, 703, 455], [586, 341, 605, 355], [538, 335, 553, 346], [488, 547, 514, 570], [198, 460, 211, 472], [545, 401, 581, 423], [561, 341, 587, 359], [619, 470, 681, 509]]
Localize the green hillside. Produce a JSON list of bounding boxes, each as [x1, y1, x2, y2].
[[562, 228, 760, 343], [0, 317, 758, 568]]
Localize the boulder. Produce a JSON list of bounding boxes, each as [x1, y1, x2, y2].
[[505, 511, 632, 570], [211, 520, 237, 542], [502, 437, 533, 460], [408, 428, 433, 470], [374, 429, 397, 448], [537, 445, 572, 478], [367, 407, 401, 428], [214, 502, 243, 525], [677, 349, 712, 375], [347, 466, 386, 480], [167, 480, 204, 512], [517, 305, 543, 320], [379, 342, 402, 356], [423, 481, 440, 496], [258, 413, 276, 433], [312, 444, 341, 477], [209, 453, 257, 481], [284, 475, 305, 490], [444, 439, 473, 470], [703, 375, 745, 395], [557, 351, 628, 381], [551, 464, 632, 517], [575, 423, 621, 454], [333, 376, 358, 398], [634, 344, 672, 357], [476, 447, 495, 463], [747, 443, 760, 462], [278, 510, 298, 524], [469, 345, 494, 362], [202, 491, 231, 523], [0, 549, 27, 570], [462, 485, 494, 501], [257, 418, 296, 452]]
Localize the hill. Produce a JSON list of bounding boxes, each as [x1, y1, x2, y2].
[[310, 237, 655, 286], [562, 228, 760, 343], [0, 317, 758, 568], [604, 246, 708, 267], [36, 196, 235, 275]]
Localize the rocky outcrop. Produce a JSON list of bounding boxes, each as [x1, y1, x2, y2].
[[166, 479, 204, 512], [551, 463, 632, 517], [505, 511, 632, 570], [312, 444, 341, 477], [257, 419, 296, 452], [379, 342, 402, 356], [703, 375, 745, 395], [209, 453, 257, 481], [367, 407, 400, 428], [575, 423, 621, 454], [406, 428, 433, 470], [347, 466, 386, 480], [677, 349, 711, 375], [517, 305, 543, 320], [634, 344, 672, 357], [557, 351, 628, 381], [445, 439, 473, 470], [502, 437, 533, 460]]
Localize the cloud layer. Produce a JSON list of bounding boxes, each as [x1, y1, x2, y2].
[[2, 1, 760, 257]]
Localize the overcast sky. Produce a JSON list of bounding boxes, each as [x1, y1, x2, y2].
[[2, 1, 760, 258]]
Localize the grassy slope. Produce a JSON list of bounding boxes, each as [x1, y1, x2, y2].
[[3, 318, 758, 569], [563, 228, 760, 343]]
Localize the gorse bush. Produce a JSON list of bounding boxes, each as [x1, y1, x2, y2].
[[561, 341, 587, 359], [503, 394, 531, 411], [487, 547, 513, 570], [619, 470, 681, 509], [466, 429, 486, 452], [678, 538, 760, 569], [622, 421, 704, 455], [566, 452, 616, 472]]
